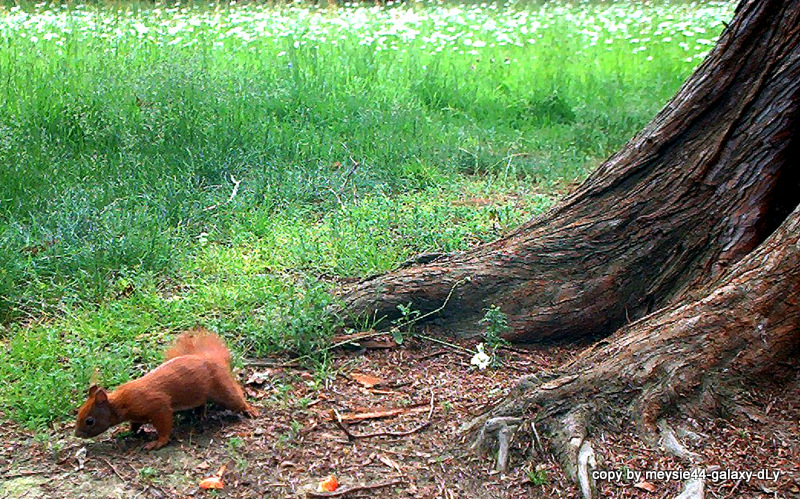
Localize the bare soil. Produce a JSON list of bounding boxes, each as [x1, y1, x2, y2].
[[1, 335, 798, 498]]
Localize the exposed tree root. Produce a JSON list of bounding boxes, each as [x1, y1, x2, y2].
[[336, 1, 800, 494], [464, 205, 800, 495], [470, 417, 522, 473]]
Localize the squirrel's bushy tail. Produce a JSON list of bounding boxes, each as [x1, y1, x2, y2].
[[164, 327, 232, 368]]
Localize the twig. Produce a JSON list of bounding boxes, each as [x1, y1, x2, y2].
[[203, 174, 243, 212], [428, 387, 436, 420], [417, 350, 449, 361], [306, 479, 403, 498], [530, 420, 544, 455], [332, 409, 431, 441], [0, 469, 50, 480], [244, 358, 300, 368], [226, 175, 242, 203], [394, 277, 470, 330], [338, 142, 360, 195], [413, 334, 473, 355], [724, 479, 743, 499], [99, 457, 128, 482]]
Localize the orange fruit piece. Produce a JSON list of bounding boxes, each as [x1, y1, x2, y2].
[[199, 476, 224, 489], [318, 475, 339, 492]]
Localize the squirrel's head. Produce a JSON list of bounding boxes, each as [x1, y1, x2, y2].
[[75, 385, 113, 438]]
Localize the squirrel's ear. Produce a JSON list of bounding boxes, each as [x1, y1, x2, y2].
[[88, 385, 99, 397], [94, 388, 108, 404]]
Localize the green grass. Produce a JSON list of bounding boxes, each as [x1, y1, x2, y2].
[[0, 0, 733, 427]]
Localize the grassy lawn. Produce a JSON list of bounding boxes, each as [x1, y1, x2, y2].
[[0, 0, 733, 428]]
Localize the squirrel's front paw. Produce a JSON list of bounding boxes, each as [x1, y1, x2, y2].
[[143, 439, 168, 451], [245, 405, 259, 418]]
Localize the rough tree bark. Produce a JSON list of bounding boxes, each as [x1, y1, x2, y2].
[[341, 0, 800, 342], [338, 0, 800, 496]]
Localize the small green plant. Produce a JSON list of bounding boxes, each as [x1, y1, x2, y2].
[[276, 420, 304, 449], [392, 302, 422, 345], [290, 420, 303, 435], [235, 456, 249, 473], [441, 401, 453, 414], [526, 466, 548, 486], [226, 436, 245, 453], [471, 305, 512, 369], [138, 466, 158, 483], [480, 305, 511, 351]]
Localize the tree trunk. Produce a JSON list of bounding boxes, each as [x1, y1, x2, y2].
[[338, 0, 800, 495], [339, 0, 800, 342]]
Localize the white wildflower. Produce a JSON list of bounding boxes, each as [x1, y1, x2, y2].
[[471, 343, 491, 370]]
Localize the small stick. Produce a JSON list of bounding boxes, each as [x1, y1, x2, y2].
[[226, 175, 242, 203], [338, 142, 360, 195], [0, 469, 50, 480], [413, 334, 473, 355], [332, 410, 430, 441], [244, 358, 300, 368], [306, 479, 403, 498], [203, 174, 242, 212], [99, 457, 128, 482], [498, 344, 533, 355], [417, 350, 449, 361]]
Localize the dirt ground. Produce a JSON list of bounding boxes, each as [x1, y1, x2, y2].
[[1, 333, 798, 499]]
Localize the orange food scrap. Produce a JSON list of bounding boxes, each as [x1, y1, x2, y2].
[[199, 476, 224, 490], [318, 475, 339, 492]]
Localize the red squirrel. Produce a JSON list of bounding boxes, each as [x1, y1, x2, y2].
[[75, 328, 257, 450]]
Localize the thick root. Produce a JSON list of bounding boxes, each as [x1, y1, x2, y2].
[[470, 417, 523, 473]]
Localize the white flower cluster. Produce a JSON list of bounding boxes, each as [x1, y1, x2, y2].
[[0, 1, 733, 61], [471, 342, 491, 370]]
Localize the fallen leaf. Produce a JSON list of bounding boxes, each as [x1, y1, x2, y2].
[[634, 481, 657, 492], [199, 476, 224, 490], [351, 373, 385, 388], [377, 454, 402, 473], [318, 475, 339, 492], [196, 461, 210, 470], [245, 371, 273, 385]]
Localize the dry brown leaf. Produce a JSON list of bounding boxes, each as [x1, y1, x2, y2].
[[377, 454, 402, 473], [245, 371, 273, 385], [350, 373, 385, 388], [634, 481, 657, 492]]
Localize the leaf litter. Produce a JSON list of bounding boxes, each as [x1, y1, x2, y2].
[[0, 336, 797, 498]]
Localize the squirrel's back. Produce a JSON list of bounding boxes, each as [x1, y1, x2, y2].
[[164, 327, 232, 368]]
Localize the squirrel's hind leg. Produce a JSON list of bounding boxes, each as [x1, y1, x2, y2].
[[211, 374, 258, 417]]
